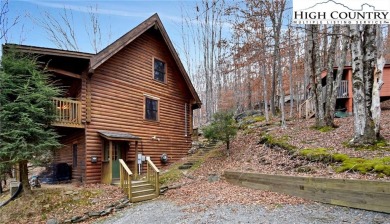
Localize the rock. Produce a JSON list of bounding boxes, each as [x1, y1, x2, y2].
[[46, 218, 58, 224], [115, 202, 128, 209], [120, 198, 130, 204], [235, 110, 259, 121], [296, 166, 314, 173], [178, 164, 192, 170], [43, 204, 50, 209], [100, 208, 112, 217], [64, 219, 72, 223], [208, 174, 220, 183], [71, 216, 82, 222], [72, 196, 80, 201], [90, 198, 99, 204], [72, 215, 89, 223], [64, 191, 73, 195], [105, 203, 115, 209], [87, 211, 101, 217]]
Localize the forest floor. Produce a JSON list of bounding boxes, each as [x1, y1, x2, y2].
[[159, 102, 390, 209], [1, 103, 390, 223]]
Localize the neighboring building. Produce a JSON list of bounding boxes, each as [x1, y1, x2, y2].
[[5, 14, 201, 185], [322, 65, 390, 113], [300, 64, 390, 118]]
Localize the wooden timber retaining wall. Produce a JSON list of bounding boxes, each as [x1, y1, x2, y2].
[[224, 171, 390, 213]]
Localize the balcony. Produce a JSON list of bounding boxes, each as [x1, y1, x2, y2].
[[322, 80, 349, 100], [52, 97, 83, 128]]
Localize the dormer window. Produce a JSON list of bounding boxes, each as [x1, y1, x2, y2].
[[153, 58, 166, 83]]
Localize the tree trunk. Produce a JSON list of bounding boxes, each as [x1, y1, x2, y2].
[[350, 24, 377, 144], [322, 25, 328, 68], [226, 140, 230, 157], [307, 25, 325, 127], [324, 26, 340, 126], [371, 25, 385, 137], [303, 25, 310, 100], [19, 160, 31, 194], [0, 177, 3, 194], [328, 26, 350, 125], [261, 64, 269, 122], [288, 26, 294, 118]]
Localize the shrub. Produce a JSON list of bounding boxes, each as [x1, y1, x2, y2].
[[203, 111, 237, 156]]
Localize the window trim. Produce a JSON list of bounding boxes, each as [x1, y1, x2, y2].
[[152, 57, 167, 83], [143, 94, 160, 122]]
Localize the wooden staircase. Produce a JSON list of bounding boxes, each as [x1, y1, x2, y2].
[[130, 180, 158, 202], [298, 97, 315, 119], [117, 158, 160, 203]]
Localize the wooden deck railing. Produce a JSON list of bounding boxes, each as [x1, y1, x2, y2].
[[146, 158, 160, 196], [119, 159, 133, 199], [337, 80, 348, 98], [52, 97, 83, 128], [322, 80, 349, 100]]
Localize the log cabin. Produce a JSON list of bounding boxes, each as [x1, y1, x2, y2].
[[4, 14, 201, 190], [299, 64, 390, 118]]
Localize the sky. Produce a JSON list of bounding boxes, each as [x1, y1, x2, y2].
[[5, 0, 200, 55]]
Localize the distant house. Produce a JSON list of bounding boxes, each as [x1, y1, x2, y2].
[[299, 64, 390, 118], [5, 14, 201, 188]]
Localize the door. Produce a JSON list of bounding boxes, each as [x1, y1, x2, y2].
[[112, 143, 122, 179]]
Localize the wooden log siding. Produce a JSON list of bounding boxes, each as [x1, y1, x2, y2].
[[224, 171, 390, 214], [54, 130, 85, 182], [84, 28, 193, 183]]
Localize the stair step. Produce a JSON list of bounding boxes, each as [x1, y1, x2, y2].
[[131, 193, 158, 203], [131, 180, 148, 186], [178, 164, 192, 170], [132, 184, 154, 191], [132, 188, 156, 197]]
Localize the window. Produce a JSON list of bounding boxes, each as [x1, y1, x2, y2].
[[145, 97, 158, 121], [154, 58, 166, 82], [72, 144, 77, 168]]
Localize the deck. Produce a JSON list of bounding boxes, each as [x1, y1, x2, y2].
[[52, 97, 84, 128]]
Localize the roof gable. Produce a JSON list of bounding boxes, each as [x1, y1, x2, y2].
[[89, 13, 201, 108]]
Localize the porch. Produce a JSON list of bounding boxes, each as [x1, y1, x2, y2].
[[98, 130, 160, 203]]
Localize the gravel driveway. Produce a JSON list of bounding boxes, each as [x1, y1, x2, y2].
[[97, 199, 390, 224]]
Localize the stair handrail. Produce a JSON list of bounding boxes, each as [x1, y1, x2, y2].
[[119, 159, 132, 199], [299, 97, 315, 119], [146, 158, 160, 196]]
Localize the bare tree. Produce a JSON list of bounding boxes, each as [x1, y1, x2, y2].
[[326, 26, 350, 126], [350, 24, 379, 145], [371, 25, 385, 136], [265, 0, 286, 116], [323, 25, 340, 126], [32, 4, 109, 53], [0, 0, 20, 43], [85, 4, 102, 53]]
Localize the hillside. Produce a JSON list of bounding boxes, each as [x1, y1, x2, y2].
[[163, 104, 390, 207]]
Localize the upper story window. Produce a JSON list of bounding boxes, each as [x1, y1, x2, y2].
[[145, 96, 159, 121], [153, 58, 166, 83]]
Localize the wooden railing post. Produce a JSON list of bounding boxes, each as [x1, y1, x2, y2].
[[119, 159, 133, 199], [146, 158, 160, 197], [155, 172, 159, 196]]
